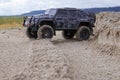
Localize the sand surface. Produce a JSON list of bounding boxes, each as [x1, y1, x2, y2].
[[0, 12, 120, 80]]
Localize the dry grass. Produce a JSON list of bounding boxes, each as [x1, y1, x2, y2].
[[0, 16, 23, 29]]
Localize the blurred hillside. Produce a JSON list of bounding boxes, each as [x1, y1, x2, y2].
[[21, 6, 120, 16]]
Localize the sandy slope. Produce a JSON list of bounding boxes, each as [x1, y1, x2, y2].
[[52, 31, 120, 80], [0, 28, 31, 80], [0, 12, 120, 80]]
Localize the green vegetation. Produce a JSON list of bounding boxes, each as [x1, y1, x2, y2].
[[0, 16, 23, 29]]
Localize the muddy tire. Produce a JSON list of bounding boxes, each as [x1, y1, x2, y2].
[[37, 25, 54, 39], [26, 27, 37, 39], [62, 30, 76, 39], [76, 26, 90, 41]]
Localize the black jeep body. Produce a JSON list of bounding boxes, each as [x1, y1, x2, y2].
[[23, 8, 96, 40]]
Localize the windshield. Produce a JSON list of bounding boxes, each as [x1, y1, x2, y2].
[[45, 9, 57, 16]]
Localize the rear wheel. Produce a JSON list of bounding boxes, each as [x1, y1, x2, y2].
[[37, 25, 54, 39], [26, 27, 37, 39], [62, 30, 76, 39], [76, 26, 90, 41]]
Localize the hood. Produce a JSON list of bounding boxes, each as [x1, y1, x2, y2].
[[33, 14, 54, 19]]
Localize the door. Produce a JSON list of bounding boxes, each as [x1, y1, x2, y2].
[[68, 10, 77, 29], [55, 9, 68, 29]]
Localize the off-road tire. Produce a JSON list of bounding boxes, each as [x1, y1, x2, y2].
[[62, 30, 76, 39], [76, 26, 90, 41], [37, 25, 54, 39], [26, 27, 37, 39]]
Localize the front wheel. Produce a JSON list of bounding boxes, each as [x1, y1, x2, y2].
[[26, 27, 37, 39], [76, 26, 90, 41], [37, 25, 54, 39]]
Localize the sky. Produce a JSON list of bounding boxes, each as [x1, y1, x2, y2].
[[0, 0, 120, 15]]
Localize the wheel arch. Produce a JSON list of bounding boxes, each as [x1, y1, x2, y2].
[[39, 20, 56, 35], [79, 22, 91, 27]]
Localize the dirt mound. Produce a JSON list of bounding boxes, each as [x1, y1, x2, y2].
[[8, 40, 73, 80], [93, 12, 120, 55]]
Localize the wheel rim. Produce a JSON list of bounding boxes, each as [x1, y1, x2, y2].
[[42, 28, 53, 38], [80, 29, 89, 40]]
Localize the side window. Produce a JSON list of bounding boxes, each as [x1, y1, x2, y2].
[[78, 10, 86, 17], [69, 10, 77, 17], [57, 9, 68, 17]]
